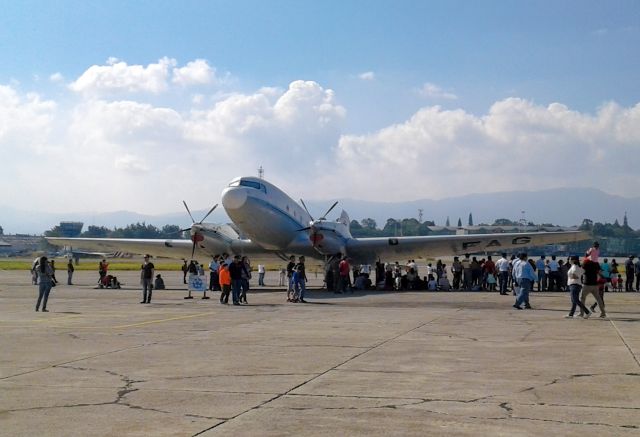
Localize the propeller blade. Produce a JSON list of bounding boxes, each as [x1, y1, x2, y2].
[[191, 238, 197, 259], [199, 203, 218, 223], [299, 199, 314, 220], [183, 200, 196, 223], [320, 201, 339, 220], [297, 226, 312, 232]]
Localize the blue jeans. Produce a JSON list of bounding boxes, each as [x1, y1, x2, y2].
[[499, 271, 509, 294], [515, 278, 532, 307], [36, 281, 52, 310], [568, 284, 589, 316], [298, 279, 306, 299], [231, 279, 242, 304]]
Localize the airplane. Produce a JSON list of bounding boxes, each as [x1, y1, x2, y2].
[[47, 176, 590, 264]]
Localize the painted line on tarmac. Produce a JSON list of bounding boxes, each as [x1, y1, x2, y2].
[[111, 311, 217, 329]]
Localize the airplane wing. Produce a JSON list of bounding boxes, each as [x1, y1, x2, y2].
[[346, 231, 590, 262], [46, 237, 195, 259]]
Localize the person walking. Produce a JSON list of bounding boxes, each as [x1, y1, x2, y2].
[[580, 255, 606, 318], [35, 256, 55, 312], [67, 258, 75, 285], [140, 255, 155, 304], [257, 264, 266, 286], [565, 256, 591, 318], [513, 253, 535, 310]]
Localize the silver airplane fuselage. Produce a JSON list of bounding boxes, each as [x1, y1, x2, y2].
[[221, 177, 316, 255]]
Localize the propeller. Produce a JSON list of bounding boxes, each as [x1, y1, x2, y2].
[[296, 200, 339, 232], [181, 201, 218, 258], [319, 201, 339, 220]]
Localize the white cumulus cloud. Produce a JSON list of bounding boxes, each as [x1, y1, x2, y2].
[[418, 82, 458, 100], [172, 59, 216, 86], [69, 57, 176, 94], [358, 71, 375, 81]]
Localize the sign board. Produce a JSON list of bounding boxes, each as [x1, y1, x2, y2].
[[188, 274, 207, 292]]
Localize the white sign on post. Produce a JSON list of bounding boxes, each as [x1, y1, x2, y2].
[[188, 274, 207, 292]]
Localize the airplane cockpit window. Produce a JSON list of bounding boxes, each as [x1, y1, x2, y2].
[[239, 180, 267, 193]]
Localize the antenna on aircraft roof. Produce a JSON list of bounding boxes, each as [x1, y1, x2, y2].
[[258, 165, 264, 179]]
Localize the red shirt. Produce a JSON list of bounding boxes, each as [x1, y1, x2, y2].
[[339, 260, 350, 276]]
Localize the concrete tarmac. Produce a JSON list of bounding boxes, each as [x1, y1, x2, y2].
[[1, 270, 639, 436]]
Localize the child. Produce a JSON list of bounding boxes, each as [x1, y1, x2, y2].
[[486, 272, 497, 291], [427, 274, 438, 291]]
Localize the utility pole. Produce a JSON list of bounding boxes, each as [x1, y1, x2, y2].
[[418, 209, 423, 223]]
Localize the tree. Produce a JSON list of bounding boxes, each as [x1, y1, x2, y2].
[[468, 213, 474, 226], [160, 224, 183, 238], [350, 220, 363, 231], [493, 218, 517, 226], [0, 225, 3, 235], [579, 219, 593, 231], [457, 217, 462, 227], [360, 218, 377, 230], [445, 216, 450, 227], [44, 225, 63, 237], [82, 225, 110, 238]]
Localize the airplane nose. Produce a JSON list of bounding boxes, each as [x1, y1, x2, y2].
[[221, 187, 248, 210]]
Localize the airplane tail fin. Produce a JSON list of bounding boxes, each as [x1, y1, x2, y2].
[[338, 210, 350, 227]]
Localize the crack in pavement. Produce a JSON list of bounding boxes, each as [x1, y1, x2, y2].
[[191, 311, 458, 436]]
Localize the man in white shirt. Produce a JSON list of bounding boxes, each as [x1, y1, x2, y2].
[[495, 253, 510, 295], [257, 264, 266, 286]]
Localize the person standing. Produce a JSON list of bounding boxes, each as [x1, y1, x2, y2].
[[181, 259, 188, 284], [49, 260, 58, 285], [209, 256, 220, 291], [565, 256, 590, 318], [140, 255, 155, 304], [625, 255, 635, 292], [228, 255, 244, 305], [513, 253, 535, 310], [35, 256, 55, 312], [635, 257, 640, 291], [461, 254, 472, 291], [600, 258, 612, 292], [240, 256, 251, 304], [67, 258, 75, 285], [295, 256, 308, 302], [286, 255, 296, 300], [338, 256, 351, 293], [535, 256, 546, 291], [451, 256, 463, 291], [258, 264, 266, 286], [547, 255, 559, 291], [218, 262, 231, 304]]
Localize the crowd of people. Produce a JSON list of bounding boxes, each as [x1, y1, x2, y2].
[[29, 241, 639, 312]]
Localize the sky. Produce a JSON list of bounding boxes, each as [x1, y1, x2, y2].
[[1, 0, 639, 218]]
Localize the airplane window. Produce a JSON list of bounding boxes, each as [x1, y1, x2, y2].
[[239, 180, 262, 190], [229, 180, 240, 187]]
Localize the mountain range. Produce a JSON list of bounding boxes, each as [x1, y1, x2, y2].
[[1, 188, 638, 235]]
